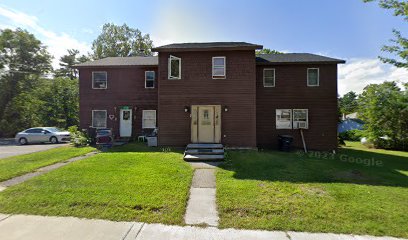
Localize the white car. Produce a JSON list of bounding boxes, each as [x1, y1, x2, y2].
[[15, 127, 71, 145]]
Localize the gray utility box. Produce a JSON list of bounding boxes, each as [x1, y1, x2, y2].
[[146, 137, 157, 147]]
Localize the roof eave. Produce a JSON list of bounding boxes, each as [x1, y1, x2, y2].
[[256, 60, 346, 65], [152, 45, 263, 52], [73, 64, 158, 69]]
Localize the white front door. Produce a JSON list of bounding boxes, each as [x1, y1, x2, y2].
[[120, 109, 132, 137]]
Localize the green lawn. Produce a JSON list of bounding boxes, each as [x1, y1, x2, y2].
[[0, 145, 95, 181], [217, 141, 408, 238], [0, 143, 193, 225]]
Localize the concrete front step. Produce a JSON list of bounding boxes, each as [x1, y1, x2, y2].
[[184, 154, 224, 161], [186, 143, 224, 149], [185, 149, 224, 155]]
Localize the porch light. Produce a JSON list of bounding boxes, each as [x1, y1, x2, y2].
[[224, 106, 229, 112], [184, 106, 190, 113]]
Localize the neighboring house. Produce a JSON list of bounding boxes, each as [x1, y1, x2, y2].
[[338, 112, 364, 133], [75, 42, 345, 151]]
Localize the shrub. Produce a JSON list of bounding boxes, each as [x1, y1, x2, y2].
[[339, 129, 365, 141], [68, 126, 90, 147]]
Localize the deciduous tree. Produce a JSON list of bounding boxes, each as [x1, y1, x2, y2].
[[92, 23, 153, 59], [256, 48, 282, 54], [363, 0, 408, 68], [0, 28, 52, 136], [358, 81, 408, 150]]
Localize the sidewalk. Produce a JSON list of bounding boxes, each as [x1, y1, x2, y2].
[[0, 214, 404, 240]]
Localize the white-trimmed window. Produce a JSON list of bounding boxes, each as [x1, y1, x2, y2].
[[307, 68, 319, 86], [92, 71, 107, 89], [145, 71, 155, 88], [92, 110, 107, 128], [142, 110, 156, 129], [293, 109, 309, 129], [263, 68, 275, 87], [276, 109, 292, 129], [212, 57, 226, 79], [168, 55, 181, 79]]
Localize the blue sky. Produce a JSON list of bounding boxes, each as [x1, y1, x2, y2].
[[0, 0, 407, 95]]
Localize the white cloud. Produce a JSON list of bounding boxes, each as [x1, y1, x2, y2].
[[0, 5, 91, 69], [338, 58, 408, 96]]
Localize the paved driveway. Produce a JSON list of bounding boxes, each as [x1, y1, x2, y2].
[[0, 138, 69, 159]]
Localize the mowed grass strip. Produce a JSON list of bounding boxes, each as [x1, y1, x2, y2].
[[0, 143, 193, 225], [217, 142, 408, 238], [0, 146, 95, 181]]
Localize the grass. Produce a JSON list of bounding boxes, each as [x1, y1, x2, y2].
[[217, 141, 408, 238], [0, 143, 193, 225], [0, 145, 95, 181]]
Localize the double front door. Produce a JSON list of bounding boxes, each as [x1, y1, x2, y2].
[[191, 105, 221, 143]]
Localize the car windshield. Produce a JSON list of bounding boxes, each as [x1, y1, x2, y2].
[[44, 127, 63, 132]]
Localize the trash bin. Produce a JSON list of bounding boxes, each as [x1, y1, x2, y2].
[[278, 135, 293, 151], [146, 136, 157, 147]]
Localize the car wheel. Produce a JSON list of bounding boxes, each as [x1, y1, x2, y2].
[[50, 136, 58, 144], [19, 137, 28, 145]]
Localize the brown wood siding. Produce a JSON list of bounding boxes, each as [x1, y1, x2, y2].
[[256, 64, 338, 151], [79, 66, 158, 138], [157, 50, 257, 147]]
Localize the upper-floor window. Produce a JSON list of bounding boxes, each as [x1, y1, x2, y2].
[[145, 71, 155, 88], [307, 68, 319, 86], [92, 71, 107, 89], [263, 68, 275, 87], [92, 110, 107, 128], [212, 57, 226, 79], [168, 55, 181, 79]]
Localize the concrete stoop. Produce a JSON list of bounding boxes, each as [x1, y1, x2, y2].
[[184, 143, 224, 161]]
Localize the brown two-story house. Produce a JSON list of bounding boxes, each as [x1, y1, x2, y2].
[[75, 42, 345, 152]]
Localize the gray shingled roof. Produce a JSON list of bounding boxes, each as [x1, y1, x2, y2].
[[256, 53, 345, 64], [74, 56, 158, 67], [152, 42, 263, 51]]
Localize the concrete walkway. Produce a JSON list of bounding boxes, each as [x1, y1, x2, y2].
[[185, 162, 220, 226], [0, 151, 98, 192], [0, 214, 404, 240]]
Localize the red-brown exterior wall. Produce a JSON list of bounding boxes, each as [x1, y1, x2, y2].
[[256, 64, 339, 151], [78, 66, 158, 138], [157, 50, 257, 148]]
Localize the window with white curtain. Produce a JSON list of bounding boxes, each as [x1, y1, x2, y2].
[[142, 110, 156, 129], [212, 57, 226, 78]]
